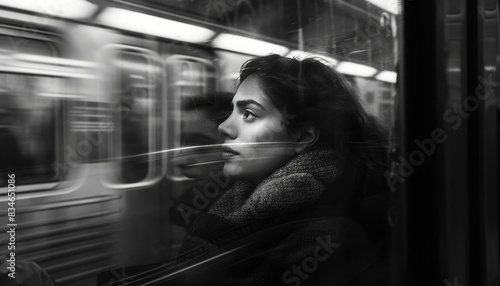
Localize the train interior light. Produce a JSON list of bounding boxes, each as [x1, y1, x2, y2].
[[336, 61, 378, 77], [0, 0, 97, 19], [375, 70, 398, 83], [365, 0, 400, 14], [212, 33, 289, 56], [97, 7, 216, 43], [286, 50, 339, 66]]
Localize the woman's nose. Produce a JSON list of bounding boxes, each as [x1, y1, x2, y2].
[[218, 114, 236, 139]]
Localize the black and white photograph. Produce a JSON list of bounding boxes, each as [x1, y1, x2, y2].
[[0, 0, 498, 285]]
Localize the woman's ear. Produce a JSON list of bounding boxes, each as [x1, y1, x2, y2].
[[294, 121, 320, 154]]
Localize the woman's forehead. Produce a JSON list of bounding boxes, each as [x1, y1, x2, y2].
[[233, 75, 271, 105]]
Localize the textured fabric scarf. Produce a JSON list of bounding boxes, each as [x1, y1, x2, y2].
[[207, 148, 343, 225]]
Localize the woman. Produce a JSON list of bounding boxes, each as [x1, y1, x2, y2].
[[175, 54, 390, 285], [99, 54, 389, 286]]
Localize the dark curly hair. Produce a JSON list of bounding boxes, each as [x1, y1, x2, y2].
[[238, 54, 389, 196]]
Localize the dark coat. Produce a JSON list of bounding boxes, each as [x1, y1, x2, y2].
[[98, 149, 389, 285], [165, 149, 386, 285]]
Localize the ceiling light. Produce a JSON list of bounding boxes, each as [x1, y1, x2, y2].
[[0, 0, 97, 19], [366, 0, 400, 15], [98, 7, 215, 44], [286, 50, 338, 66], [336, 61, 377, 77], [212, 33, 289, 56], [375, 70, 397, 83]]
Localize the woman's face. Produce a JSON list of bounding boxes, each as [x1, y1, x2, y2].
[[218, 75, 297, 184]]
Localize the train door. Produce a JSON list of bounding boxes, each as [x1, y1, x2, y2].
[[160, 52, 229, 258], [99, 45, 165, 267]]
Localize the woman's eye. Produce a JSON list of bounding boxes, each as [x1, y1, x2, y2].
[[243, 110, 256, 120]]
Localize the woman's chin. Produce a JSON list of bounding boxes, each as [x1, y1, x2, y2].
[[222, 163, 246, 181], [222, 164, 237, 179]]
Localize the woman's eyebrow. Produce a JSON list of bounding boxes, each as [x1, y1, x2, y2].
[[234, 99, 266, 110]]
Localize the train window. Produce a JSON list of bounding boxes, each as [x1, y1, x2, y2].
[[0, 35, 58, 56], [356, 77, 396, 129], [0, 21, 60, 56], [108, 48, 162, 184], [165, 55, 227, 183], [0, 74, 63, 186], [0, 29, 66, 188]]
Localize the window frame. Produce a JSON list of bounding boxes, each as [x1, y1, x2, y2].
[[0, 24, 92, 201], [100, 44, 164, 190], [163, 54, 218, 183]]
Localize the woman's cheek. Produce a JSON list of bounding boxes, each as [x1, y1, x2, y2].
[[246, 146, 258, 159], [258, 132, 273, 143], [254, 124, 281, 142]]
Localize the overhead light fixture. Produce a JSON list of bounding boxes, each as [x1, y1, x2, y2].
[[366, 0, 400, 15], [375, 70, 397, 83], [336, 61, 377, 77], [98, 7, 215, 44], [0, 0, 97, 19], [286, 50, 338, 66], [212, 33, 289, 56]]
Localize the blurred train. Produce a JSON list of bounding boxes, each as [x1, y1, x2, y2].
[[0, 0, 498, 285]]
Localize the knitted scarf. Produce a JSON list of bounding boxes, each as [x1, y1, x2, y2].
[[207, 148, 343, 225]]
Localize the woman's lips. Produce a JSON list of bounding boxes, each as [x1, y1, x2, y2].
[[222, 146, 239, 159], [222, 152, 237, 159]]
